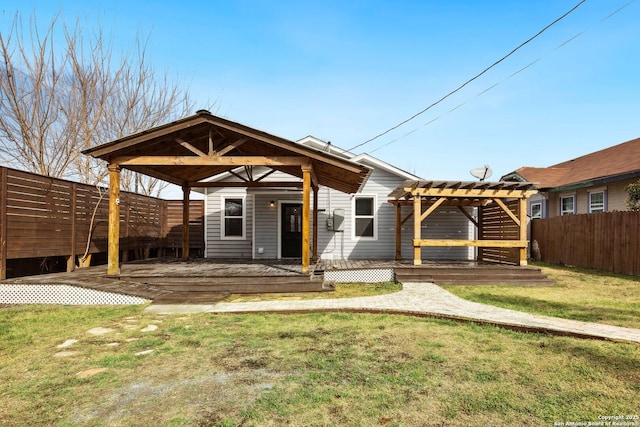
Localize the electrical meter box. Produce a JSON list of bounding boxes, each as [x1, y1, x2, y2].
[[326, 217, 333, 231], [333, 208, 345, 232]]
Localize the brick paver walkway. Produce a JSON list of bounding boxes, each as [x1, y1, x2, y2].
[[201, 282, 640, 344]]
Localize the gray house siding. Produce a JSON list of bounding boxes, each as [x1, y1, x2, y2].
[[204, 163, 474, 261], [204, 187, 253, 258]]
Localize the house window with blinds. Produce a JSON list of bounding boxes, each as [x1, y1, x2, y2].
[[222, 196, 245, 239], [353, 195, 377, 239], [589, 191, 605, 213], [560, 195, 575, 216]]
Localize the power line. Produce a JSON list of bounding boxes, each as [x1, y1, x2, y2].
[[366, 0, 636, 155], [348, 0, 587, 152]]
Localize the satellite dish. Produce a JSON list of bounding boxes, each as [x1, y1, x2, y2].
[[470, 165, 493, 181]]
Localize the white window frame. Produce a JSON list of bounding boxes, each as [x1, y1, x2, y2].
[[221, 195, 246, 240], [530, 202, 542, 219], [560, 195, 575, 216], [588, 190, 605, 213], [352, 194, 377, 240]]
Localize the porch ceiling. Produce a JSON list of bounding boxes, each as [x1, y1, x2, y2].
[[82, 111, 371, 194]]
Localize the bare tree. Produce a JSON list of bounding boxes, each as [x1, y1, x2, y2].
[[0, 12, 195, 195]]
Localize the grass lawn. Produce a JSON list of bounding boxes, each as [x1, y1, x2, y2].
[[224, 281, 402, 302], [1, 300, 639, 426], [443, 263, 640, 329]]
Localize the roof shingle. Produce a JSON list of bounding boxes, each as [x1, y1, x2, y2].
[[505, 137, 640, 189]]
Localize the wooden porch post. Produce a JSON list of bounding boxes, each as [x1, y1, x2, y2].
[[519, 197, 528, 266], [301, 164, 311, 273], [395, 202, 402, 261], [312, 185, 319, 263], [413, 195, 422, 265], [107, 165, 121, 276], [182, 184, 190, 262]]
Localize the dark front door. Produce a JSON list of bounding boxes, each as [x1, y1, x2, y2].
[[281, 203, 302, 258]]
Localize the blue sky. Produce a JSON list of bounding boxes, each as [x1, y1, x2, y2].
[[4, 0, 640, 185]]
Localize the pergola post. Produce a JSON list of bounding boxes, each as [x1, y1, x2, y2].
[[107, 165, 121, 276], [413, 195, 422, 265], [301, 164, 311, 273], [312, 185, 319, 263], [182, 184, 190, 261], [395, 202, 402, 261], [518, 197, 528, 266]]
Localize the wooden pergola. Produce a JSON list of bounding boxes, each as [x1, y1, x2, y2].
[[388, 180, 537, 266], [82, 111, 371, 276]]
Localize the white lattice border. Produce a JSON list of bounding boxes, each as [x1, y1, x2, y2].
[[323, 268, 395, 283], [0, 284, 150, 305]]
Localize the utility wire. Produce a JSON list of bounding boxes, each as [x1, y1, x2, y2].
[[348, 0, 587, 152], [367, 0, 635, 155]]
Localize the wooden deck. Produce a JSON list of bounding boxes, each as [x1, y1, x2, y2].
[[1, 258, 553, 304]]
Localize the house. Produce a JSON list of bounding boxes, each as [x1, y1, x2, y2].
[[202, 136, 476, 261], [80, 108, 543, 275], [501, 137, 640, 219]]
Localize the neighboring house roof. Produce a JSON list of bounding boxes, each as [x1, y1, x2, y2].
[[502, 137, 640, 191]]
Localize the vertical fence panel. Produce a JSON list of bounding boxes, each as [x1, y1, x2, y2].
[[532, 211, 640, 275]]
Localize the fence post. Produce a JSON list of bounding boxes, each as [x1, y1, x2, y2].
[[67, 183, 78, 272], [160, 200, 167, 257], [0, 167, 7, 279]]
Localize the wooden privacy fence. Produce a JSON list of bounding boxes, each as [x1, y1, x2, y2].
[[531, 211, 640, 276], [0, 167, 204, 279]]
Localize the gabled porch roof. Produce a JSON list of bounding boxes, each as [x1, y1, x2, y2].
[[82, 110, 371, 194]]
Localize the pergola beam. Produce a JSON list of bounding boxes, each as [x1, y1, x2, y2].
[[406, 187, 537, 199], [413, 239, 528, 248]]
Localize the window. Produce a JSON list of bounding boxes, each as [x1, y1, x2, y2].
[[589, 191, 605, 213], [353, 195, 376, 239], [531, 202, 542, 219], [560, 195, 575, 216], [222, 196, 245, 239]]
